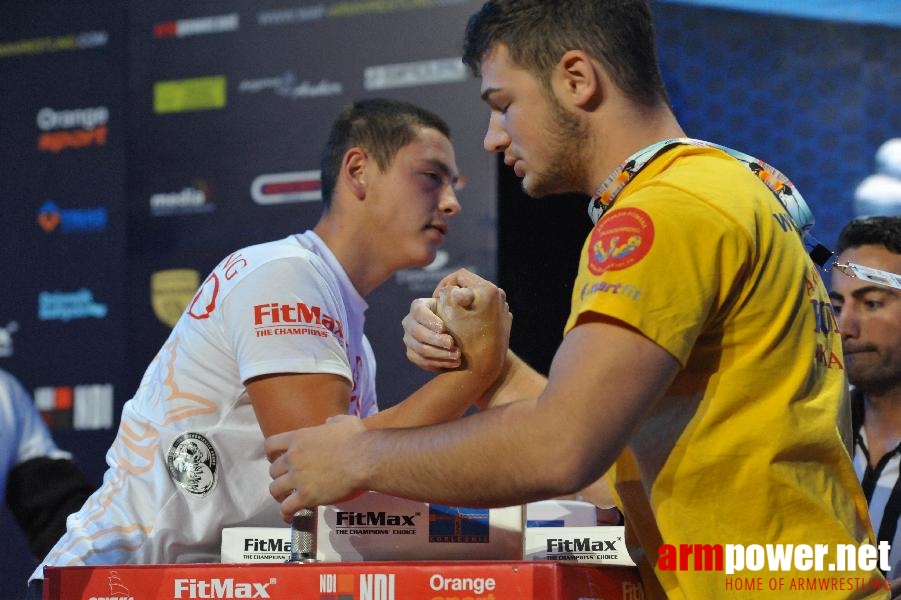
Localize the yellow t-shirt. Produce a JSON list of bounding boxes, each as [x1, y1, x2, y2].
[[565, 145, 885, 598]]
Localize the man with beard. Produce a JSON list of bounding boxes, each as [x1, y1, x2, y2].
[[830, 216, 901, 580], [265, 2, 885, 597]]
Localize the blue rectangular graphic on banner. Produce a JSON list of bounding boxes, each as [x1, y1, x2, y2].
[[428, 505, 491, 543]]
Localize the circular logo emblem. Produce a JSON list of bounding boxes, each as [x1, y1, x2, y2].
[[587, 207, 655, 275], [166, 432, 218, 497]]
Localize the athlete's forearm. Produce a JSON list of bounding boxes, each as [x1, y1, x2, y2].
[[354, 396, 583, 507], [363, 365, 494, 429], [476, 350, 546, 410]]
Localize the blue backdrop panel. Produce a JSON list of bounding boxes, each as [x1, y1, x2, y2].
[[0, 2, 129, 595], [655, 1, 901, 248]]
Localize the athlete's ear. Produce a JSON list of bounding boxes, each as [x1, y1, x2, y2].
[[341, 147, 368, 200], [552, 49, 602, 111]]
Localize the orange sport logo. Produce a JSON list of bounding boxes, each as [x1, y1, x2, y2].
[[36, 106, 109, 153], [588, 207, 654, 275]]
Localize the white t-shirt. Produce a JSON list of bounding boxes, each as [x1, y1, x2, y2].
[[33, 232, 377, 576], [0, 368, 69, 502]]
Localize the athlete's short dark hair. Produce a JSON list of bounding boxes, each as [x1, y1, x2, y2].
[[462, 0, 669, 108], [320, 98, 451, 207]]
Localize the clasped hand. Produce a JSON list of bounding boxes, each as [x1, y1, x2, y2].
[[265, 269, 511, 520], [403, 268, 511, 379]]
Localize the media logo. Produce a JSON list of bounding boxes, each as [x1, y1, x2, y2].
[[166, 432, 218, 497], [238, 72, 342, 100], [364, 58, 467, 91], [38, 288, 108, 322], [153, 13, 239, 38], [36, 106, 109, 153], [428, 505, 490, 543], [154, 76, 227, 114], [34, 383, 114, 430], [0, 321, 19, 358], [150, 181, 215, 216], [37, 200, 108, 233], [151, 269, 200, 327], [251, 171, 322, 205]]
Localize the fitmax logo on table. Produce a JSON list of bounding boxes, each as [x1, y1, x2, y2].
[[336, 511, 418, 527], [173, 577, 276, 599]]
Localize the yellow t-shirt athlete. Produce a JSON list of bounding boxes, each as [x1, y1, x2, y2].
[[566, 143, 880, 597]]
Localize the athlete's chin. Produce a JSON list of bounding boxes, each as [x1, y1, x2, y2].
[[521, 173, 570, 199], [520, 178, 545, 199], [404, 246, 439, 271]]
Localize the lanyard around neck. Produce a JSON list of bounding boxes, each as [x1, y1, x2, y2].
[[587, 138, 832, 267]]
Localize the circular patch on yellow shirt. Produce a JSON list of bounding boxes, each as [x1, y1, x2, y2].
[[588, 207, 654, 275]]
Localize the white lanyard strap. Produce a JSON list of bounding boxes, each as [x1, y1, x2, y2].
[[588, 138, 832, 266]]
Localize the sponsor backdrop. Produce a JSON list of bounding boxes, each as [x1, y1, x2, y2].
[[0, 3, 131, 596], [0, 0, 898, 596], [0, 0, 494, 594]]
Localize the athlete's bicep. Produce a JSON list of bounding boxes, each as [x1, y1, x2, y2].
[[247, 372, 351, 453], [539, 315, 680, 481]]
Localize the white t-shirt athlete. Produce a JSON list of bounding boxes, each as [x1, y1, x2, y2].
[[32, 231, 376, 578]]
